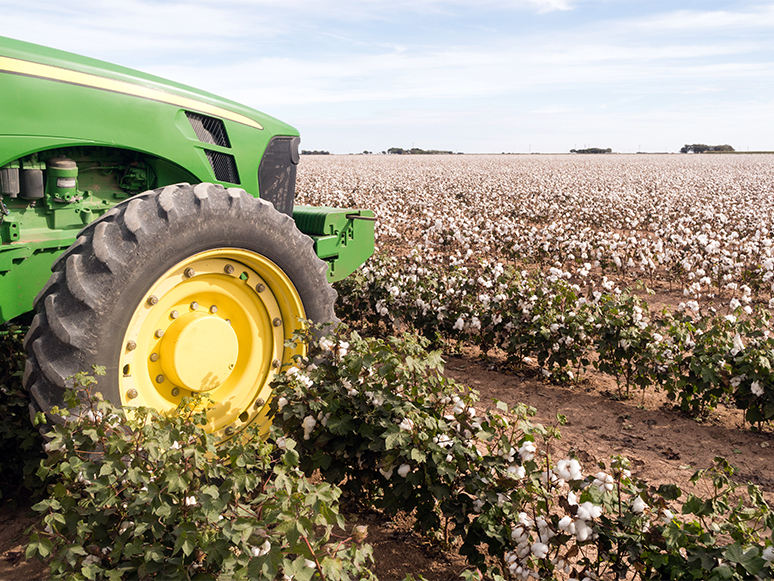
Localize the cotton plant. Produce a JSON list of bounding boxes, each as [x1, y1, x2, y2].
[[27, 369, 376, 581], [271, 323, 774, 580]]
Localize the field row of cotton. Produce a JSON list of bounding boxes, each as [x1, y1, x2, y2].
[[297, 154, 774, 304]]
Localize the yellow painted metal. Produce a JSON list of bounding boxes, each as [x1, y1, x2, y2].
[[119, 248, 305, 437], [159, 312, 239, 392]]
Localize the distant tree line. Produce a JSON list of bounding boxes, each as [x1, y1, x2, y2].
[[570, 148, 612, 154], [387, 147, 455, 155], [680, 144, 735, 153], [301, 150, 331, 155]]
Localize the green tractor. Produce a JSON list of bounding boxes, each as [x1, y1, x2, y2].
[[0, 36, 374, 437]]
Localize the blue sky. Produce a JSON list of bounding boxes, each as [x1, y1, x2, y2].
[[2, 0, 773, 153]]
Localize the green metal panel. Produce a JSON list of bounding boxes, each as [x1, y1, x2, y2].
[[293, 206, 376, 282]]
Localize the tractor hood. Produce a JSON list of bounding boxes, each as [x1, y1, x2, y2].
[[0, 35, 297, 136]]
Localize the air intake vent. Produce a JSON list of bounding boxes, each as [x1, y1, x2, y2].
[[205, 150, 240, 184], [186, 112, 230, 148], [258, 136, 300, 217]]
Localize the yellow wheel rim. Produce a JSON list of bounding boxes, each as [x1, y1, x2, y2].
[[119, 248, 305, 437]]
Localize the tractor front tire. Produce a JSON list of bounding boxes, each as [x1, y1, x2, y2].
[[23, 183, 336, 436]]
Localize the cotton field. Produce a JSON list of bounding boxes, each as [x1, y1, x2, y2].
[[297, 154, 774, 306]]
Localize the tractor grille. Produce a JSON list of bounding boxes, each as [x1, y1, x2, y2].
[[205, 150, 240, 184], [258, 137, 300, 217], [186, 112, 230, 148]]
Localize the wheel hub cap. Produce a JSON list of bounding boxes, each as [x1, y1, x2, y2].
[[160, 312, 239, 392]]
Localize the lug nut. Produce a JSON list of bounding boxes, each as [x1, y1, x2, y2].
[[254, 398, 265, 408], [156, 374, 165, 384], [256, 283, 266, 293], [210, 305, 218, 314], [155, 329, 165, 338], [126, 340, 137, 351], [224, 264, 235, 274], [272, 359, 280, 368], [224, 427, 235, 436], [148, 295, 159, 306], [272, 318, 282, 327], [150, 353, 159, 362], [126, 389, 138, 400], [171, 387, 180, 397], [170, 310, 179, 319], [190, 302, 199, 310], [184, 267, 195, 278]]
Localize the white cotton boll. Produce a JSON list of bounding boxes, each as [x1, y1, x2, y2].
[[517, 542, 531, 559], [567, 490, 578, 506], [576, 501, 602, 521], [763, 546, 774, 562], [398, 417, 414, 431], [277, 397, 288, 410], [574, 518, 591, 542], [731, 334, 745, 356], [473, 499, 485, 513], [305, 559, 317, 569], [558, 516, 575, 534], [302, 415, 317, 440], [518, 512, 534, 528], [751, 381, 764, 397], [184, 495, 197, 506], [319, 337, 335, 352], [398, 463, 411, 478], [170, 441, 181, 450], [531, 542, 549, 559], [518, 441, 536, 461], [251, 540, 271, 557], [508, 464, 526, 479], [511, 525, 528, 543], [631, 496, 646, 514], [661, 509, 675, 524], [379, 466, 394, 480], [556, 459, 582, 482], [593, 472, 615, 493]]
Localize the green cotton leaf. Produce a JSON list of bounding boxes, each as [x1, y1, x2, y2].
[[656, 483, 682, 501], [166, 471, 187, 493], [683, 495, 705, 515], [321, 555, 344, 579], [26, 534, 53, 559], [200, 484, 220, 499], [385, 430, 409, 450], [723, 542, 765, 575], [154, 502, 172, 519], [81, 563, 100, 581], [253, 547, 284, 580], [282, 555, 317, 581], [410, 448, 426, 463]]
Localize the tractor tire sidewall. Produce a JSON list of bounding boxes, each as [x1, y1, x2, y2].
[[24, 183, 336, 419]]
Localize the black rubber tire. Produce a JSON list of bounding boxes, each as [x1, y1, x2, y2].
[[23, 182, 336, 426]]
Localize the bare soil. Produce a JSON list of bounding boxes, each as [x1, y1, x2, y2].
[[2, 310, 773, 579]]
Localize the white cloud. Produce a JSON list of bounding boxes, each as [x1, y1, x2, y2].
[[633, 6, 774, 32]]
